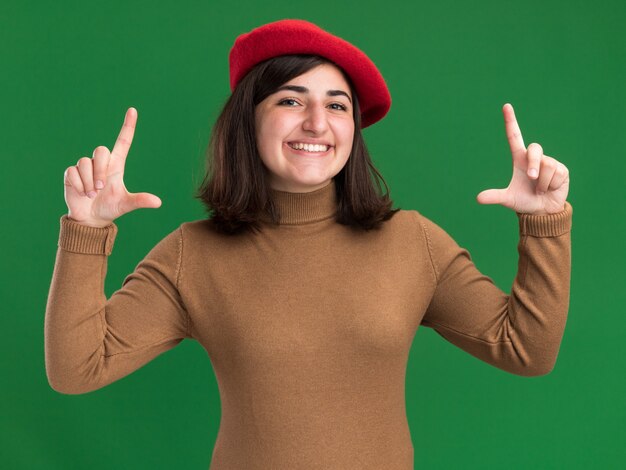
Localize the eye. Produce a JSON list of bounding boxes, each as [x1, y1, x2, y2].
[[329, 103, 348, 111], [278, 98, 299, 107]]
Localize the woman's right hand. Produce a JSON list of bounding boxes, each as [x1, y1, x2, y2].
[[63, 108, 162, 228]]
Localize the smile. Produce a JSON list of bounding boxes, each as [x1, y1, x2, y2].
[[286, 142, 333, 155]]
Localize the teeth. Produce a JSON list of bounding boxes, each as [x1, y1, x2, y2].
[[289, 142, 329, 152]]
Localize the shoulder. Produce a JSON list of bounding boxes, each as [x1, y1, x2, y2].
[[384, 208, 435, 237], [177, 218, 221, 245], [176, 217, 247, 252], [387, 208, 464, 258], [356, 208, 433, 251], [179, 218, 214, 237]]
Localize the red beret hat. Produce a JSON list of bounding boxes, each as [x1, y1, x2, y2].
[[228, 19, 391, 128]]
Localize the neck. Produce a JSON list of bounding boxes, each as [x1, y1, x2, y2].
[[260, 179, 338, 225]]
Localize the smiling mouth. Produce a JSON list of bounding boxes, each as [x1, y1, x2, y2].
[[286, 142, 333, 155]]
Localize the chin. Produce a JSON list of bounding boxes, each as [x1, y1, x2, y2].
[[273, 174, 333, 192]]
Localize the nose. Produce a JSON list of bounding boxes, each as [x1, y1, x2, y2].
[[302, 103, 328, 134]]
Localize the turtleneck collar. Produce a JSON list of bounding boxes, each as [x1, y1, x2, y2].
[[260, 179, 338, 225]]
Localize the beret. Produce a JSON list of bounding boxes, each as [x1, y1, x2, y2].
[[228, 19, 391, 128]]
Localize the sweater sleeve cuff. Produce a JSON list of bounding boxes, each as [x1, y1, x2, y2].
[[516, 201, 573, 237], [58, 215, 119, 255]]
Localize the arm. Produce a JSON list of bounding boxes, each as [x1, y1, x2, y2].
[[419, 201, 573, 377], [45, 215, 191, 394]]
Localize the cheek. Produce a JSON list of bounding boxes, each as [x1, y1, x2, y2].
[[337, 123, 355, 150], [256, 120, 273, 152], [257, 115, 284, 146], [256, 116, 287, 167]]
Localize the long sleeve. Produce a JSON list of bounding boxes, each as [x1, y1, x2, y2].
[[419, 201, 573, 377], [45, 215, 191, 394]]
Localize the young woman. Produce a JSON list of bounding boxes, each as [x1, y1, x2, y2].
[[46, 19, 573, 469]]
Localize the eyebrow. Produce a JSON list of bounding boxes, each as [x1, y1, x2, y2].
[[274, 85, 352, 104]]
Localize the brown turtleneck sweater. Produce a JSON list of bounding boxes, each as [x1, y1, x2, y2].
[[45, 179, 573, 469]]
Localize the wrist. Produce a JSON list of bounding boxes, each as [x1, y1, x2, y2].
[[521, 204, 567, 216], [66, 215, 113, 229]]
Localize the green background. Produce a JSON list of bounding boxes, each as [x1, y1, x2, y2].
[[2, 0, 624, 468]]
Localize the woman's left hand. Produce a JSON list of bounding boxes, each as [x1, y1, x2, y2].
[[476, 103, 570, 215]]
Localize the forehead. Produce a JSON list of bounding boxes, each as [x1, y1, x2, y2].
[[281, 63, 351, 92]]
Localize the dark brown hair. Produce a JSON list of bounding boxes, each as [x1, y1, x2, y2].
[[193, 54, 400, 235]]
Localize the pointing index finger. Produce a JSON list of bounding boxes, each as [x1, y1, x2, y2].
[[503, 103, 526, 158], [111, 107, 137, 165]]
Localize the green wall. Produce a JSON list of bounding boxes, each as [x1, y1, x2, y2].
[[1, 0, 623, 468]]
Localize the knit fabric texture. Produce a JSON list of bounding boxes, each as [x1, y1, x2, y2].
[[45, 178, 573, 469]]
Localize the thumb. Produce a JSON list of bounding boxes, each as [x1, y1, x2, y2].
[[122, 192, 162, 213], [476, 188, 507, 205]]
